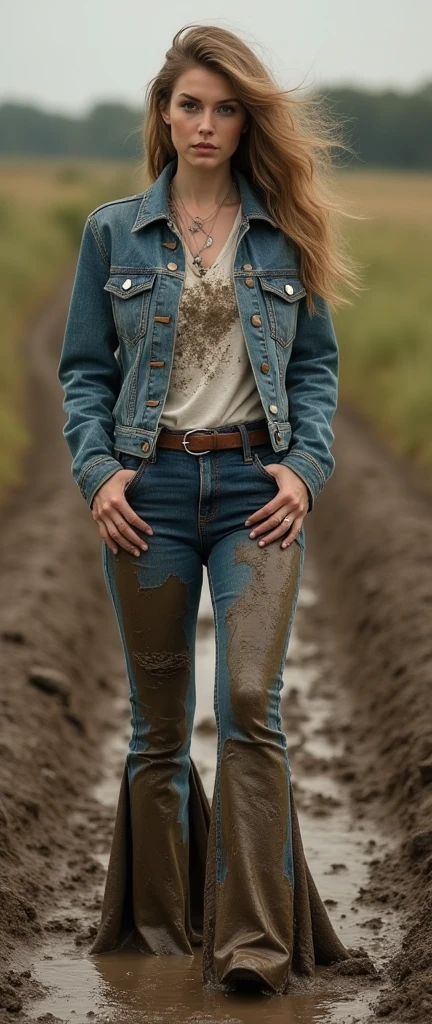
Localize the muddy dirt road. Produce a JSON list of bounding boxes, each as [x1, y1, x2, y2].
[[0, 281, 431, 1024]]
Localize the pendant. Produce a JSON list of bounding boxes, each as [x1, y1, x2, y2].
[[205, 236, 213, 248], [192, 254, 202, 266], [189, 224, 200, 233]]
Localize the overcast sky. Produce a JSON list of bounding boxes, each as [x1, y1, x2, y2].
[[2, 0, 430, 114]]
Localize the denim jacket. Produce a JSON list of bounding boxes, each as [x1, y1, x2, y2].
[[58, 158, 338, 509]]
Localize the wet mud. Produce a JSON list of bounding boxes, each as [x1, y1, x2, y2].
[[305, 407, 432, 1024], [0, 283, 430, 1023]]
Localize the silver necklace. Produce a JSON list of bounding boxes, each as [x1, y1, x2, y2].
[[176, 193, 222, 233], [175, 193, 221, 266], [168, 178, 237, 277], [171, 178, 235, 235]]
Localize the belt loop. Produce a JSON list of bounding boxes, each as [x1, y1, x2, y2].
[[238, 423, 253, 463]]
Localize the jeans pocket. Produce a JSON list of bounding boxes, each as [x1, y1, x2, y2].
[[118, 452, 148, 499], [250, 444, 284, 483]]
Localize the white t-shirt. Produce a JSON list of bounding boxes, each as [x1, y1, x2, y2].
[[159, 205, 264, 430]]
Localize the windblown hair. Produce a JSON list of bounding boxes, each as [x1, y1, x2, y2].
[[143, 24, 360, 312]]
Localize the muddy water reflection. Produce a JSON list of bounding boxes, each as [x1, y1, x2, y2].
[[29, 948, 367, 1023], [29, 569, 397, 1024]]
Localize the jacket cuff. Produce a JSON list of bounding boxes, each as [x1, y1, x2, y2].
[[280, 451, 326, 511], [77, 456, 123, 508]]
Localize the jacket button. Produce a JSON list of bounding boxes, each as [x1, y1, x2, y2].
[[167, 261, 178, 271], [243, 263, 253, 271], [251, 314, 262, 327], [269, 404, 278, 414], [141, 442, 150, 452], [245, 278, 254, 287], [122, 279, 132, 290], [285, 283, 294, 294], [260, 362, 270, 373]]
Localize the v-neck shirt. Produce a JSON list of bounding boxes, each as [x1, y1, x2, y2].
[[159, 205, 263, 431]]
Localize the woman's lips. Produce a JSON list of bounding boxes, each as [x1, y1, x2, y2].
[[193, 144, 217, 150]]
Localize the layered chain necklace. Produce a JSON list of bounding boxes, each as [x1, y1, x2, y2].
[[168, 176, 238, 278]]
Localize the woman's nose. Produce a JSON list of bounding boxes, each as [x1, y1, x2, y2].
[[198, 112, 214, 133]]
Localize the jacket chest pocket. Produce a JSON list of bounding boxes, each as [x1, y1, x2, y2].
[[104, 273, 156, 346], [259, 276, 306, 348]]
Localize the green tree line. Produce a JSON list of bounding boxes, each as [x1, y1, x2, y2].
[[0, 83, 431, 168]]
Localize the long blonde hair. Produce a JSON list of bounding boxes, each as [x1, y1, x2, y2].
[[143, 24, 360, 312]]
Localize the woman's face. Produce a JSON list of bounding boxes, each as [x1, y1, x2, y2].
[[160, 65, 248, 169]]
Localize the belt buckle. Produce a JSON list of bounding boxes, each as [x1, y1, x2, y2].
[[182, 427, 214, 456]]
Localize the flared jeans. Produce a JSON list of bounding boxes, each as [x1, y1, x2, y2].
[[89, 418, 352, 991]]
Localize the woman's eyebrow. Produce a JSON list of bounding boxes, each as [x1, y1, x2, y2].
[[178, 92, 239, 103]]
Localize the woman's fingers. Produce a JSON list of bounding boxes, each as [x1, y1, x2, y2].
[[257, 517, 300, 548], [104, 519, 143, 557], [119, 498, 153, 536], [248, 506, 292, 539], [107, 497, 151, 551], [280, 516, 303, 548], [248, 507, 304, 548], [92, 470, 153, 555], [108, 517, 148, 555], [98, 520, 119, 555], [245, 476, 308, 550], [245, 491, 301, 527]]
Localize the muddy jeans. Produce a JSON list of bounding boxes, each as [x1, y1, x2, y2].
[[89, 417, 351, 991]]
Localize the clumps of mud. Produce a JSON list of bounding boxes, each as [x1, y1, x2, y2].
[[0, 479, 122, 1019], [308, 408, 432, 1024], [0, 967, 44, 1017]]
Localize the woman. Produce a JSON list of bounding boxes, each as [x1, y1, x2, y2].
[[58, 24, 367, 994]]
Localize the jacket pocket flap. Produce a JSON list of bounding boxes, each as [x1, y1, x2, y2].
[[259, 277, 306, 303], [104, 273, 156, 299]]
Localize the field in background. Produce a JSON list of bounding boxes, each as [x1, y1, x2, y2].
[[0, 159, 139, 500], [335, 171, 432, 474], [0, 161, 431, 501]]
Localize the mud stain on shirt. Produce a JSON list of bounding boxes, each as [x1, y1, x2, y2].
[[170, 276, 239, 391]]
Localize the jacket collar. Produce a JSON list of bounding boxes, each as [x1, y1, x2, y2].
[[131, 158, 277, 232]]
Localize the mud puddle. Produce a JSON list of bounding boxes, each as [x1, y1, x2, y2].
[[27, 564, 399, 1024]]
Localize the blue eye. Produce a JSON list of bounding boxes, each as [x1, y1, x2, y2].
[[180, 101, 237, 115]]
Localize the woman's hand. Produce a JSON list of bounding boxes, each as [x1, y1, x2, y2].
[[91, 470, 153, 556], [244, 465, 309, 549]]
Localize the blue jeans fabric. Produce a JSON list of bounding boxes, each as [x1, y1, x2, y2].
[[93, 416, 329, 990]]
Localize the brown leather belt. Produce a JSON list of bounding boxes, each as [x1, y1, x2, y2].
[[156, 424, 270, 454]]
